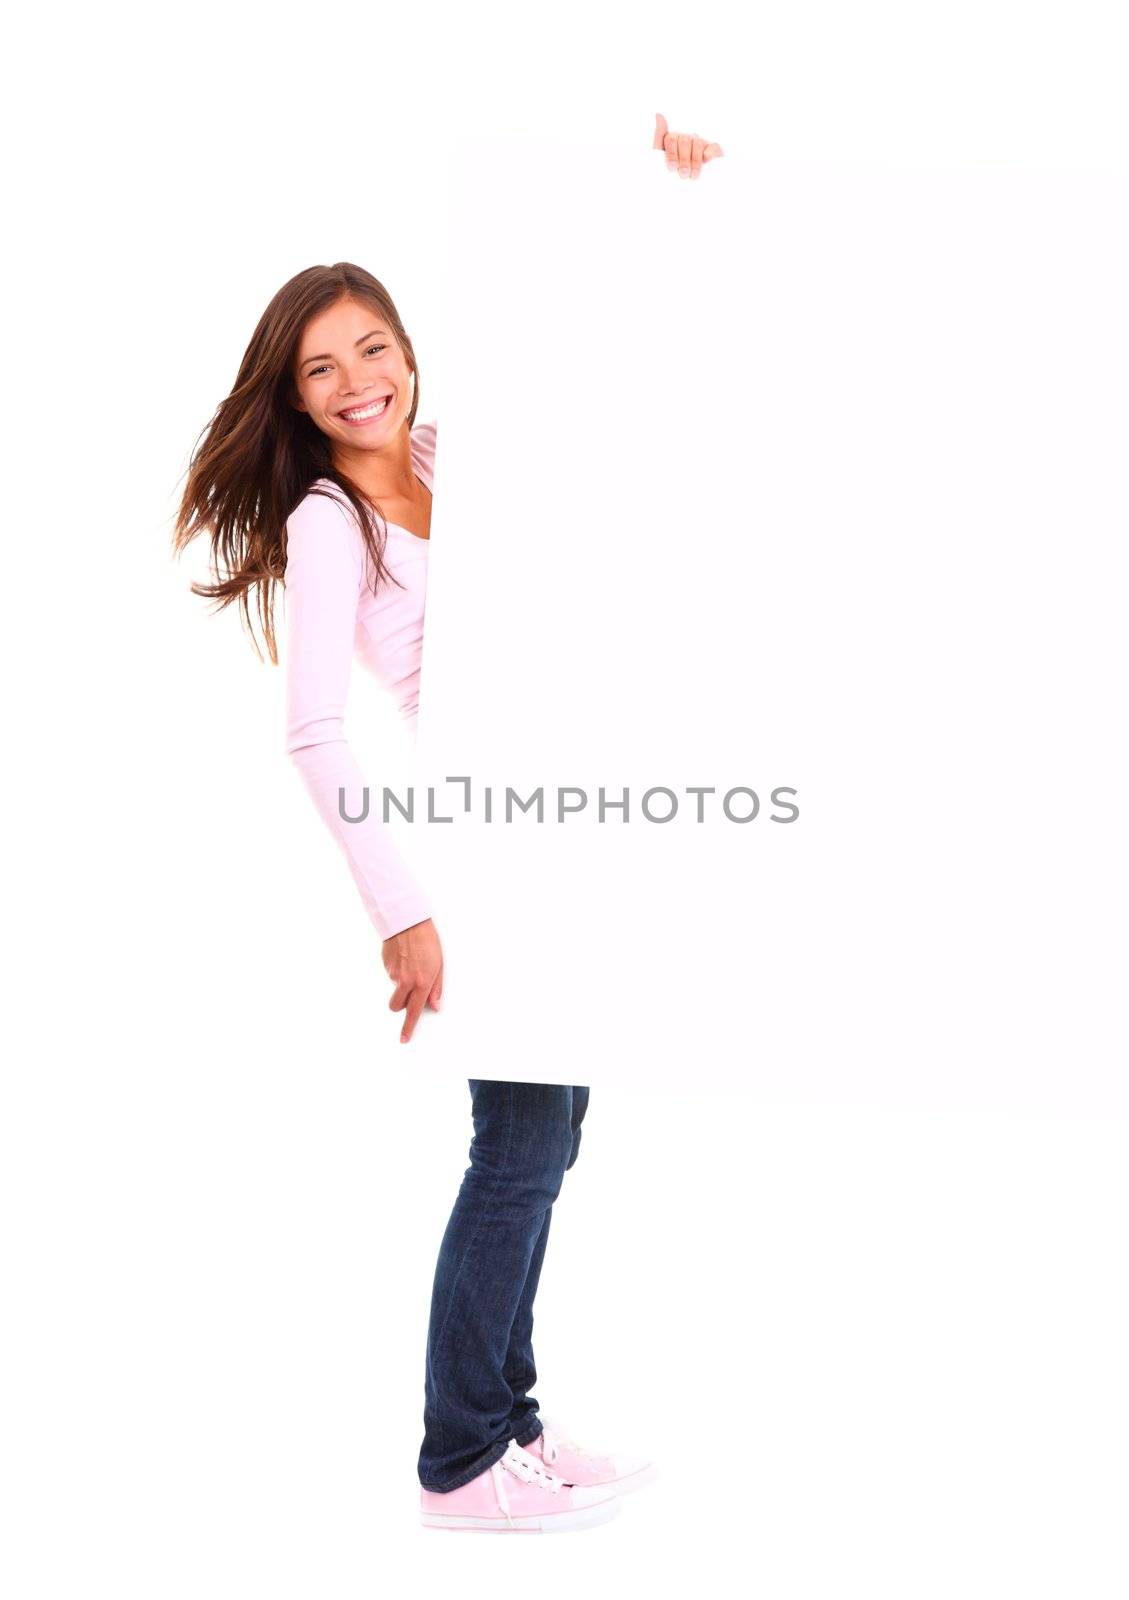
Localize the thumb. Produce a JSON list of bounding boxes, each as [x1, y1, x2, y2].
[[652, 111, 668, 150], [703, 141, 724, 160]]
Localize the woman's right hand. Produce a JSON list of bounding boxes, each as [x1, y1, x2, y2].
[[383, 918, 444, 1043]]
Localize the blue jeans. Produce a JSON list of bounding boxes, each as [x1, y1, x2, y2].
[[417, 1079, 591, 1492]]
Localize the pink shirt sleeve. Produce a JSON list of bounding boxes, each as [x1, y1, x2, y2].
[[283, 488, 433, 941]]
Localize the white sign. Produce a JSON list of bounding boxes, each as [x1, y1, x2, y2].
[[403, 138, 1126, 1110]]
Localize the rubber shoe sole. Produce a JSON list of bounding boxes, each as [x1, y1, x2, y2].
[[421, 1484, 620, 1532]]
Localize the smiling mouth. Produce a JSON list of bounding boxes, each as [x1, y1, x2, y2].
[[338, 394, 392, 423]]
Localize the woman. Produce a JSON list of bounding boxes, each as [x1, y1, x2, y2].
[[172, 112, 724, 1534]]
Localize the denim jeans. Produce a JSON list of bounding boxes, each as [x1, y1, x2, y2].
[[417, 1079, 591, 1492]]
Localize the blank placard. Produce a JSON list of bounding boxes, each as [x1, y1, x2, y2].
[[403, 137, 1127, 1112]]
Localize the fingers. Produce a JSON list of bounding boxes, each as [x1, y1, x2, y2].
[[388, 971, 442, 1042], [657, 122, 725, 178], [388, 979, 413, 1015], [398, 984, 428, 1044], [383, 920, 444, 1042]]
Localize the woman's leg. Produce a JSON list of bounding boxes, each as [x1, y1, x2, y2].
[[417, 1080, 584, 1492], [505, 1084, 590, 1446]]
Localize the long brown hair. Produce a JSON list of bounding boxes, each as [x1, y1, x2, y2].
[[171, 262, 421, 664]]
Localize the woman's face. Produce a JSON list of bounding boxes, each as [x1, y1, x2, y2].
[[291, 297, 414, 448]]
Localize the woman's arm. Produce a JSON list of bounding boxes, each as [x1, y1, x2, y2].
[[283, 490, 434, 943]]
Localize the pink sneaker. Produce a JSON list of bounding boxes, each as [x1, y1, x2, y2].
[[524, 1417, 658, 1496], [419, 1439, 621, 1533]]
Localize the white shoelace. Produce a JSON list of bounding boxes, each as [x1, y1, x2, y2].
[[539, 1422, 611, 1468], [491, 1441, 566, 1526]]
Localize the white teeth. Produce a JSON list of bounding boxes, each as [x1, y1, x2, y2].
[[341, 395, 390, 421]]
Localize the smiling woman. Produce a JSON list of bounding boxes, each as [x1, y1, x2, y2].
[[172, 267, 427, 661], [171, 265, 441, 1001], [168, 108, 720, 1537]]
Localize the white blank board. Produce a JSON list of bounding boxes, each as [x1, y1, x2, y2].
[[403, 136, 1127, 1112]]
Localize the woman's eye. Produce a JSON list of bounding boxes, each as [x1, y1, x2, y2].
[[306, 344, 385, 377]]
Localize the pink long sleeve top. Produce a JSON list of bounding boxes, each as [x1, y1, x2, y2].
[[283, 419, 436, 941]]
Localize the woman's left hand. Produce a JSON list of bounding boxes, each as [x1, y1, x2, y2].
[[653, 112, 724, 178]]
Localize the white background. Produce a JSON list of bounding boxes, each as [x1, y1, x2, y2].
[[2, 2, 1127, 1595]]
